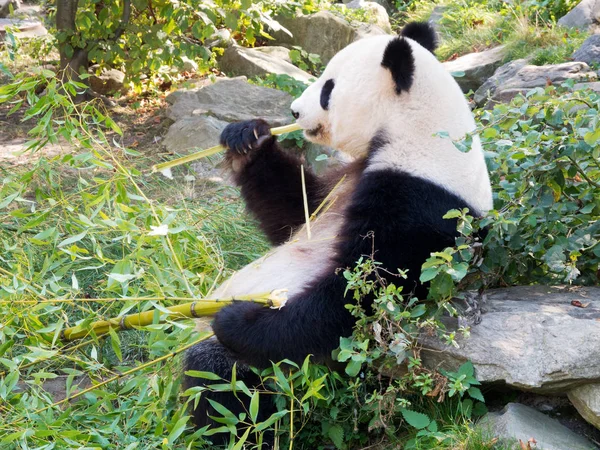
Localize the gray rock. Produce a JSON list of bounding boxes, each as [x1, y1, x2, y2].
[[422, 286, 600, 393], [474, 61, 597, 107], [442, 46, 506, 93], [180, 56, 198, 73], [162, 115, 231, 183], [253, 46, 292, 63], [163, 115, 228, 154], [271, 11, 381, 65], [574, 81, 600, 91], [558, 0, 600, 32], [574, 35, 600, 65], [345, 0, 395, 14], [0, 18, 46, 39], [88, 66, 126, 95], [166, 77, 294, 125], [220, 45, 313, 83], [206, 28, 233, 48], [478, 403, 597, 450], [0, 0, 19, 18], [569, 384, 600, 430], [345, 0, 392, 33]]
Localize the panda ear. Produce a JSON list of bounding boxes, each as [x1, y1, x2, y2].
[[381, 37, 415, 94], [400, 22, 438, 53]]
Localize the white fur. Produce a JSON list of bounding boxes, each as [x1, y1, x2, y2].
[[211, 177, 356, 300], [291, 35, 493, 213]]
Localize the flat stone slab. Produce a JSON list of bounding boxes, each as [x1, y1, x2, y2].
[[220, 45, 313, 83], [478, 403, 597, 450], [423, 286, 600, 393], [166, 77, 294, 125], [0, 18, 46, 38]]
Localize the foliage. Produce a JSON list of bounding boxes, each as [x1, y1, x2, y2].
[[0, 78, 269, 448], [289, 46, 323, 76], [475, 83, 600, 286]]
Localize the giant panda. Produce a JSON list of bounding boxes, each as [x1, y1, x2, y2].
[[184, 22, 493, 443]]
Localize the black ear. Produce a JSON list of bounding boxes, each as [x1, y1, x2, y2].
[[381, 37, 415, 94], [401, 22, 437, 53]]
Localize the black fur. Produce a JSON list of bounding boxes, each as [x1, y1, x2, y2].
[[401, 22, 438, 53], [381, 37, 415, 94], [221, 119, 326, 245], [320, 79, 335, 110]]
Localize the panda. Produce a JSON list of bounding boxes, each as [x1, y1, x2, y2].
[[184, 21, 493, 443]]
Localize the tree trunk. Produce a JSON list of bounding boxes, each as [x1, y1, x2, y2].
[[56, 0, 88, 101]]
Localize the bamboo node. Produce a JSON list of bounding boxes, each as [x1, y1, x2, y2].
[[119, 316, 127, 330], [190, 302, 199, 318]]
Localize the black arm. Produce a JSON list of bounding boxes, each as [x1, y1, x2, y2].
[[221, 120, 326, 245]]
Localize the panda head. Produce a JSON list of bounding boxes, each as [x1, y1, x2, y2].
[[290, 22, 468, 157]]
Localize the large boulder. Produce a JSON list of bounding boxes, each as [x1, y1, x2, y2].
[[473, 61, 597, 107], [88, 67, 126, 96], [569, 384, 600, 430], [165, 77, 294, 124], [219, 45, 313, 83], [345, 0, 392, 33], [574, 34, 600, 65], [478, 403, 597, 450], [163, 78, 295, 182], [442, 45, 506, 93], [0, 0, 19, 18], [270, 11, 386, 64], [422, 285, 600, 394], [558, 0, 600, 32]]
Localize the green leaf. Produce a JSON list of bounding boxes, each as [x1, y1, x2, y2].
[[401, 409, 430, 430], [184, 370, 222, 381], [328, 424, 344, 449], [458, 361, 475, 378], [345, 359, 362, 377], [468, 386, 485, 402], [108, 327, 122, 362], [249, 391, 259, 423]]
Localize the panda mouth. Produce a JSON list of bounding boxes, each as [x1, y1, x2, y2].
[[306, 124, 323, 137]]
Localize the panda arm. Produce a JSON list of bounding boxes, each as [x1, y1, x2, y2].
[[222, 120, 326, 246], [212, 168, 468, 368]]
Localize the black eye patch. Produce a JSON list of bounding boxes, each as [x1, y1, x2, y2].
[[320, 79, 335, 110]]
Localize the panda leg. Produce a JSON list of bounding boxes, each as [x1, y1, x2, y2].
[[184, 338, 276, 447]]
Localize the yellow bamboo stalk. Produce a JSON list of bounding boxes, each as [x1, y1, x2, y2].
[[60, 292, 286, 341], [151, 122, 302, 174]]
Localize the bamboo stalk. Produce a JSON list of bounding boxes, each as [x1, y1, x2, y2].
[[151, 122, 302, 174], [59, 292, 286, 341]]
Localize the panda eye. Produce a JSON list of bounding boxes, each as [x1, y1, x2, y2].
[[320, 79, 335, 110]]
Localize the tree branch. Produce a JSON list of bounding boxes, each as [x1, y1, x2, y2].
[[113, 0, 131, 41]]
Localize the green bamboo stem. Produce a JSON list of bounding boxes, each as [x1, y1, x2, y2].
[[59, 293, 285, 341], [151, 122, 302, 174]]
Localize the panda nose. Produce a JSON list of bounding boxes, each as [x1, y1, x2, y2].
[[291, 109, 300, 120]]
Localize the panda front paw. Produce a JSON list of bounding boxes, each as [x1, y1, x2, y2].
[[220, 119, 272, 155]]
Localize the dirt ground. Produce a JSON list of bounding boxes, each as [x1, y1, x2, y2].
[[0, 92, 174, 169]]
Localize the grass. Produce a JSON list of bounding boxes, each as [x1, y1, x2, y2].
[[398, 0, 587, 65]]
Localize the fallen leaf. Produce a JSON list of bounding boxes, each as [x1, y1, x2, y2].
[[519, 439, 532, 450], [571, 300, 590, 308], [153, 117, 161, 124]]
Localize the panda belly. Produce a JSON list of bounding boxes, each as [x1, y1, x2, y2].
[[211, 210, 346, 300]]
